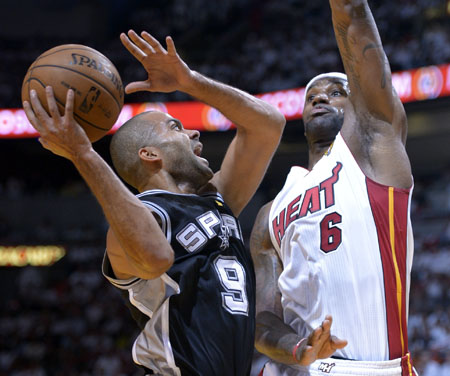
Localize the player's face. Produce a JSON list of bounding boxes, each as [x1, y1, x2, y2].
[[150, 112, 214, 186], [302, 79, 348, 142]]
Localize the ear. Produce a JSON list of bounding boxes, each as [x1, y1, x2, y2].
[[139, 146, 162, 173]]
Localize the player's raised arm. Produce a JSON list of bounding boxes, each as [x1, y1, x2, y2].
[[185, 74, 285, 216], [250, 203, 347, 366], [121, 30, 286, 216], [330, 0, 406, 140]]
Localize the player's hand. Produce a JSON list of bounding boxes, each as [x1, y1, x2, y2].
[[23, 86, 92, 160], [120, 30, 193, 94], [294, 315, 347, 366]]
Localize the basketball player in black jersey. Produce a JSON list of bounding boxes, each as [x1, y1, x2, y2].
[[23, 30, 343, 375]]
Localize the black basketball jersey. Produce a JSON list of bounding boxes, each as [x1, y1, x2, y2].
[[102, 189, 256, 376]]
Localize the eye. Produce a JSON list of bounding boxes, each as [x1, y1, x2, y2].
[[307, 95, 315, 102], [331, 90, 343, 97], [171, 121, 182, 130]]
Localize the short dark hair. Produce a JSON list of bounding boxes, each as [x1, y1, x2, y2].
[[110, 112, 161, 188]]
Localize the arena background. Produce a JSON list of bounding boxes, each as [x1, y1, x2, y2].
[[0, 1, 449, 375]]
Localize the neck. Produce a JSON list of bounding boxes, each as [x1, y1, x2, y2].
[[138, 171, 198, 194], [307, 140, 334, 169]]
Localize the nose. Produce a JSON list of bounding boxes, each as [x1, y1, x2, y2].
[[312, 92, 329, 106], [187, 129, 200, 140]]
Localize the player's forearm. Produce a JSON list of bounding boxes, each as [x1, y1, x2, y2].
[[181, 71, 285, 136], [71, 149, 174, 272], [330, 0, 387, 87], [330, 0, 398, 122], [256, 311, 303, 365]]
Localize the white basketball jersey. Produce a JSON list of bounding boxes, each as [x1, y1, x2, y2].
[[269, 132, 414, 362]]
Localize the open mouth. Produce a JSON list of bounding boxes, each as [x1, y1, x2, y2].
[[193, 143, 203, 156], [193, 143, 209, 165]]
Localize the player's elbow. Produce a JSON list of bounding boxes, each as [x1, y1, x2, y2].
[[154, 248, 175, 273], [268, 109, 286, 136], [139, 245, 174, 278], [151, 247, 175, 274], [257, 110, 285, 150]]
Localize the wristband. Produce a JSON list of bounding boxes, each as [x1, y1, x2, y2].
[[292, 337, 307, 362]]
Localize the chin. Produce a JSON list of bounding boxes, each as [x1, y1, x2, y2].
[[305, 113, 343, 139]]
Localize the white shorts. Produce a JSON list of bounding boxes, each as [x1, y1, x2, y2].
[[261, 353, 418, 376]]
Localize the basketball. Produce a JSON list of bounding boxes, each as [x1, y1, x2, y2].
[[21, 44, 124, 142]]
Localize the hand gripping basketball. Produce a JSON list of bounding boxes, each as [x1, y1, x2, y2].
[[23, 86, 92, 161], [21, 44, 124, 142]]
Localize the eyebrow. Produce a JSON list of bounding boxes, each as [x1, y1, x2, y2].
[[307, 81, 347, 96], [167, 118, 183, 128]]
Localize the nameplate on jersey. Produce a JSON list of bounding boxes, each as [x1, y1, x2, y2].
[[272, 162, 342, 247], [176, 211, 241, 253]]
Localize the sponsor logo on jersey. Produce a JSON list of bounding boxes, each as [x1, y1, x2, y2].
[[318, 362, 336, 373]]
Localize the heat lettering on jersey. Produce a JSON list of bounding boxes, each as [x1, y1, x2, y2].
[[272, 162, 343, 247], [176, 211, 242, 253]]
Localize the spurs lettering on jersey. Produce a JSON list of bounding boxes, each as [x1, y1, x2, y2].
[[176, 211, 242, 253], [271, 162, 342, 249]]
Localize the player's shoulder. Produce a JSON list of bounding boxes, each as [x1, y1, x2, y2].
[[256, 200, 273, 221], [284, 166, 310, 184], [251, 200, 274, 251]]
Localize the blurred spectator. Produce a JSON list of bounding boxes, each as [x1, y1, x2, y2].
[[1, 0, 450, 107]]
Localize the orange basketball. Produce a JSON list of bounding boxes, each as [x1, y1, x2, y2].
[[22, 44, 124, 142]]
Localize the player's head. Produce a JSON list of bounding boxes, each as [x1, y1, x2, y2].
[[302, 72, 349, 144], [110, 111, 213, 190]]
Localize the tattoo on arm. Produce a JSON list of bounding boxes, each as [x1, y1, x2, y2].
[[352, 4, 367, 19], [362, 42, 387, 89], [335, 21, 361, 90], [362, 42, 389, 89], [362, 42, 382, 57], [381, 66, 386, 89]]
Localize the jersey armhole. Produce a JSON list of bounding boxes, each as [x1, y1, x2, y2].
[[140, 200, 172, 243], [102, 252, 140, 289]]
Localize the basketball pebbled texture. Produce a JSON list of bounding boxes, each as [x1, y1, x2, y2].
[[22, 44, 124, 142]]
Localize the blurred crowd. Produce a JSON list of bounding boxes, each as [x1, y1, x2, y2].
[[1, 0, 450, 107], [0, 168, 449, 375]]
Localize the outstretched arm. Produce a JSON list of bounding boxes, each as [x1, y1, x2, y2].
[[250, 203, 347, 365], [23, 88, 174, 280], [330, 0, 405, 135], [121, 31, 286, 216], [330, 0, 412, 188]]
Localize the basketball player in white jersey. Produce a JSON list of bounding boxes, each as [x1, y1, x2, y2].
[[250, 1, 417, 375]]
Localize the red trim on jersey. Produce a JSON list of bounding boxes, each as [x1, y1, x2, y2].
[[366, 177, 410, 359], [401, 352, 415, 375]]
